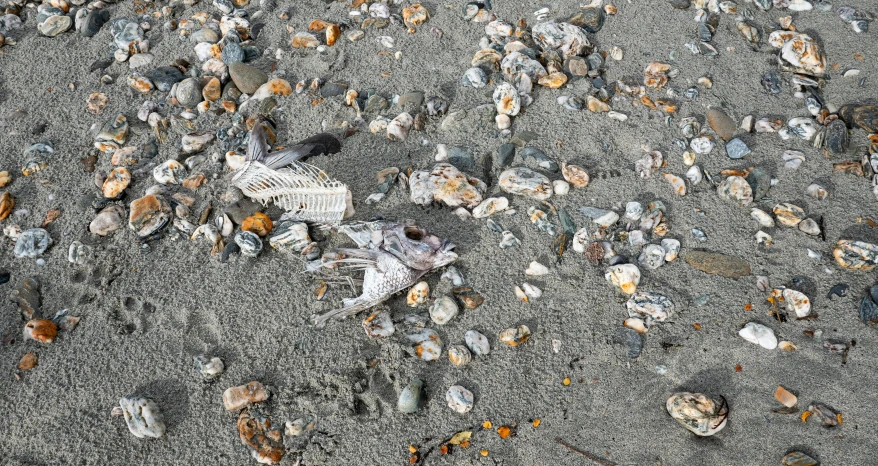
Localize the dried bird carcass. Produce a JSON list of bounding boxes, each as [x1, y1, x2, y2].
[[232, 120, 349, 225], [311, 221, 458, 327]]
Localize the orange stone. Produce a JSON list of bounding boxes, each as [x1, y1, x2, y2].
[[242, 212, 273, 237]]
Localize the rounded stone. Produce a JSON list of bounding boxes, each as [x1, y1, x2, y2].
[[229, 62, 268, 94], [175, 78, 203, 108]]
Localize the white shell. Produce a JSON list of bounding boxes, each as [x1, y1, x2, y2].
[[407, 281, 430, 307], [738, 322, 778, 349], [661, 239, 681, 262], [525, 261, 549, 276], [446, 385, 474, 413], [750, 208, 775, 227], [605, 264, 641, 294], [783, 289, 811, 317], [572, 227, 589, 253], [465, 330, 490, 355], [387, 112, 413, 141], [362, 310, 395, 338], [407, 329, 443, 361], [429, 296, 459, 325], [120, 397, 166, 439]]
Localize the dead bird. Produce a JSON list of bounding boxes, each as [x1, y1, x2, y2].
[[232, 119, 350, 225], [311, 221, 458, 327]]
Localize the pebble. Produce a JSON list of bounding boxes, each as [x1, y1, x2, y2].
[[707, 108, 736, 141], [446, 385, 474, 413], [0, 191, 14, 220], [717, 176, 753, 206], [397, 378, 426, 413], [738, 322, 778, 349], [149, 66, 184, 92], [684, 251, 751, 279], [666, 392, 728, 436], [81, 10, 109, 38], [661, 239, 680, 261], [102, 167, 131, 199], [429, 296, 459, 325], [182, 132, 216, 154], [472, 197, 508, 218], [725, 138, 750, 159], [8, 277, 41, 320], [833, 240, 878, 271], [268, 216, 310, 253], [499, 325, 531, 347], [407, 328, 443, 361], [153, 160, 187, 184], [39, 14, 72, 37], [782, 289, 811, 317], [223, 381, 268, 411], [448, 345, 472, 366], [409, 163, 484, 209], [798, 218, 821, 236], [120, 396, 166, 439], [251, 78, 293, 101], [406, 282, 429, 307], [499, 167, 552, 200], [175, 78, 203, 108], [14, 229, 53, 258], [774, 386, 798, 408], [90, 205, 126, 236], [493, 82, 521, 116], [627, 291, 673, 322], [773, 203, 806, 227]]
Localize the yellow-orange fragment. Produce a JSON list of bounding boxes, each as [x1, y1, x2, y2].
[[563, 377, 571, 386], [532, 419, 541, 428], [801, 411, 812, 422], [439, 445, 449, 455], [460, 440, 470, 448], [497, 426, 511, 439], [482, 421, 492, 429], [408, 445, 417, 454], [744, 303, 752, 311], [837, 413, 843, 424], [693, 323, 701, 330], [480, 450, 489, 457]]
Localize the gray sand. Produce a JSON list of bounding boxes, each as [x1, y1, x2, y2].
[[2, 0, 878, 464]]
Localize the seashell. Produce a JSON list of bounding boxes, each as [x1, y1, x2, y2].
[[666, 392, 728, 436], [223, 381, 269, 411], [14, 228, 53, 258], [493, 82, 521, 116], [499, 325, 531, 347], [638, 244, 666, 270], [24, 318, 57, 343], [664, 174, 686, 196], [235, 231, 263, 257], [605, 264, 641, 294], [782, 452, 818, 466], [471, 48, 502, 70], [689, 137, 715, 154], [362, 309, 395, 338], [802, 403, 841, 427], [750, 208, 775, 227], [627, 291, 673, 322], [101, 167, 131, 199], [387, 112, 413, 141], [407, 328, 443, 361], [561, 162, 589, 187], [522, 282, 542, 300], [237, 408, 284, 465], [798, 218, 820, 236], [120, 396, 166, 439], [153, 160, 187, 184], [242, 212, 273, 237], [67, 241, 93, 266], [194, 354, 225, 380], [499, 167, 552, 200], [716, 176, 753, 206], [661, 239, 681, 262], [499, 230, 521, 248], [407, 281, 430, 307], [738, 322, 777, 349], [526, 261, 549, 276], [128, 195, 171, 238], [532, 22, 591, 59], [409, 163, 485, 209], [464, 330, 490, 355], [782, 288, 811, 317], [773, 203, 805, 227], [472, 197, 508, 218], [448, 345, 472, 366], [572, 227, 589, 253], [768, 31, 825, 75], [402, 4, 430, 27], [624, 317, 648, 334], [446, 385, 474, 414], [429, 296, 459, 325], [0, 191, 14, 220], [182, 131, 216, 154], [398, 378, 426, 413]]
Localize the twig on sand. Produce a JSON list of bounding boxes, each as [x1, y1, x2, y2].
[[554, 438, 617, 466]]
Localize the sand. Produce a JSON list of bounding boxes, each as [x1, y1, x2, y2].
[[1, 0, 878, 464]]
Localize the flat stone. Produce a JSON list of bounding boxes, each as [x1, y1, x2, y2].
[[191, 28, 220, 44], [229, 62, 267, 94], [726, 137, 750, 159], [81, 10, 110, 37], [684, 251, 751, 279], [175, 77, 203, 108], [149, 66, 184, 92], [708, 108, 736, 141]]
